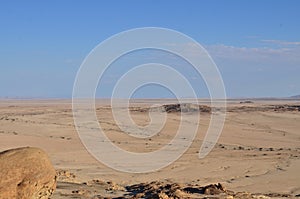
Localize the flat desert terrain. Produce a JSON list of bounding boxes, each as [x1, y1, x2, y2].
[[0, 99, 299, 198]]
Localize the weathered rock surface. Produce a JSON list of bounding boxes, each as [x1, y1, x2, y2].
[[0, 147, 57, 199]]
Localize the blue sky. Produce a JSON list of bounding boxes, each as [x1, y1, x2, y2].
[[0, 0, 300, 98]]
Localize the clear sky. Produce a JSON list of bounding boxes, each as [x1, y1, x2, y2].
[[1, 0, 299, 98]]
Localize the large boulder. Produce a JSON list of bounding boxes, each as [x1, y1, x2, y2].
[[0, 147, 57, 199]]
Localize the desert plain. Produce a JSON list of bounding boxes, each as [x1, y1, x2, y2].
[[0, 99, 299, 198]]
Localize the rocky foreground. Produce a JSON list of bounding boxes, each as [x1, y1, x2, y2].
[[55, 169, 294, 199], [0, 147, 295, 199]]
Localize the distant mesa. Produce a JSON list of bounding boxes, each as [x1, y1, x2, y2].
[[289, 95, 300, 99], [131, 103, 212, 113], [161, 103, 212, 113], [240, 100, 254, 104]]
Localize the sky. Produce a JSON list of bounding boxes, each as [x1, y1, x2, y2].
[[0, 0, 300, 98]]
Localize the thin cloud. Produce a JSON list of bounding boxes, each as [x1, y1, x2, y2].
[[204, 43, 300, 64], [151, 42, 300, 64], [261, 39, 300, 46]]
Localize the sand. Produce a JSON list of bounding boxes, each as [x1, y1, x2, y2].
[[0, 99, 299, 198]]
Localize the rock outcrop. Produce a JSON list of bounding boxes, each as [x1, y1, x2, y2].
[[0, 147, 57, 199]]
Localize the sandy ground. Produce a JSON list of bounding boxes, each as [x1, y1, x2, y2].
[[0, 99, 299, 198]]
